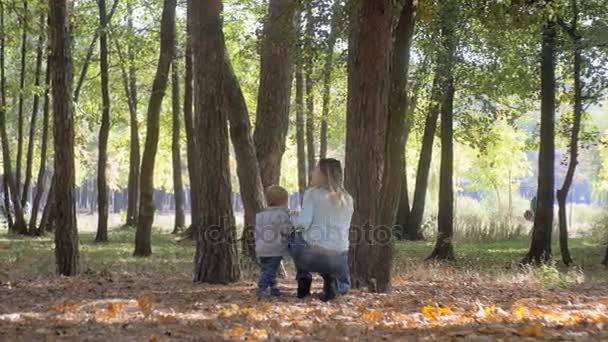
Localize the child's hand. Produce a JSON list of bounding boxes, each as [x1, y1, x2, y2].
[[289, 209, 300, 217]]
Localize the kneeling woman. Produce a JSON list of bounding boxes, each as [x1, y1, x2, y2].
[[290, 158, 353, 301]]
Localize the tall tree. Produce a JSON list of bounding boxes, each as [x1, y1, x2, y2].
[[191, 0, 240, 284], [16, 0, 30, 198], [253, 0, 299, 188], [304, 4, 316, 181], [345, 0, 396, 293], [171, 60, 185, 234], [295, 32, 307, 203], [183, 2, 197, 236], [523, 3, 557, 264], [95, 0, 111, 243], [23, 12, 46, 208], [49, 0, 79, 276], [0, 1, 28, 235], [133, 0, 177, 257], [319, 0, 343, 159], [390, 0, 418, 240]]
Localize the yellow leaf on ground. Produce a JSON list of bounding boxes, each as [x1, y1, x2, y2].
[[422, 305, 453, 321], [137, 293, 157, 317], [362, 310, 383, 322], [227, 326, 245, 338]]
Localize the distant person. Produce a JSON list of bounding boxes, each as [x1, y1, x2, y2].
[[524, 195, 537, 222], [255, 185, 292, 298]]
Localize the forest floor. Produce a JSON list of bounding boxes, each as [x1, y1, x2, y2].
[[1, 225, 607, 341]]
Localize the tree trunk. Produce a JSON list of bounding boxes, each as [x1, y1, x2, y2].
[[3, 177, 13, 231], [95, 0, 111, 243], [304, 6, 316, 181], [38, 176, 55, 234], [16, 0, 30, 199], [23, 12, 46, 208], [171, 60, 185, 234], [223, 53, 266, 261], [49, 0, 80, 276], [390, 0, 417, 240], [73, 0, 119, 103], [253, 0, 299, 188], [427, 79, 455, 260], [319, 0, 343, 160], [134, 0, 177, 257], [345, 0, 394, 293], [295, 36, 307, 203], [29, 57, 51, 234], [191, 0, 240, 284], [0, 1, 28, 235], [523, 8, 556, 265]]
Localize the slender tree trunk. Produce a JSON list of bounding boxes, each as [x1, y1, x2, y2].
[[171, 60, 185, 234], [49, 0, 79, 276], [73, 0, 119, 103], [390, 0, 417, 240], [427, 79, 455, 260], [191, 0, 240, 284], [38, 176, 54, 234], [16, 0, 30, 199], [95, 0, 111, 243], [29, 58, 51, 234], [345, 0, 395, 293], [295, 38, 307, 203], [523, 8, 557, 264], [134, 0, 177, 257], [319, 0, 343, 160], [304, 6, 316, 181], [124, 2, 139, 228], [223, 54, 266, 261], [0, 2, 28, 235], [3, 178, 13, 230], [253, 0, 299, 188], [23, 13, 46, 208]]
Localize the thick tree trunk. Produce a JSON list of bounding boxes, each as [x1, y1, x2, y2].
[[0, 2, 28, 235], [49, 0, 80, 276], [345, 0, 394, 293], [390, 0, 417, 240], [125, 2, 140, 228], [253, 0, 299, 188], [96, 0, 111, 243], [427, 80, 455, 260], [16, 0, 30, 199], [134, 0, 177, 257], [191, 0, 240, 284], [223, 53, 266, 261], [23, 13, 46, 208], [295, 39, 307, 203], [319, 0, 343, 160], [29, 58, 51, 234], [304, 6, 316, 181], [171, 60, 185, 234], [73, 0, 119, 103], [523, 11, 557, 264]]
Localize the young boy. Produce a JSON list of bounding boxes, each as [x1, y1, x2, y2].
[[255, 185, 292, 298]]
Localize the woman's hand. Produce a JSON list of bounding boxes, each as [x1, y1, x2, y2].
[[290, 209, 300, 217]]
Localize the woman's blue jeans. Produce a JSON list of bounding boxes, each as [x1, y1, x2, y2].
[[288, 233, 351, 295]]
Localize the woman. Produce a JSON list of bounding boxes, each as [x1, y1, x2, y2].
[[290, 158, 354, 301]]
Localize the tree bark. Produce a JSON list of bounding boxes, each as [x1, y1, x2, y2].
[[0, 1, 28, 235], [319, 0, 343, 160], [95, 0, 111, 243], [427, 79, 455, 260], [345, 0, 395, 293], [49, 0, 80, 276], [16, 0, 30, 199], [29, 57, 51, 234], [23, 12, 46, 209], [253, 0, 299, 188], [191, 0, 240, 284], [134, 0, 177, 257], [171, 60, 185, 234], [304, 6, 316, 181], [390, 0, 418, 240], [295, 36, 307, 203], [523, 8, 557, 264]]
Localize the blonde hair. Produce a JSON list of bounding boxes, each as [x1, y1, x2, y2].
[[265, 185, 289, 207], [318, 158, 348, 206]]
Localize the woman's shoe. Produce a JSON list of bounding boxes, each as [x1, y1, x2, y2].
[[297, 278, 312, 299], [320, 276, 337, 302]]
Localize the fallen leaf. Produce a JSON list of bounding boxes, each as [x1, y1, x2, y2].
[[517, 323, 544, 337], [137, 293, 157, 318]]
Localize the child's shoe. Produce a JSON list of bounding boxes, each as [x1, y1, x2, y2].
[[256, 288, 269, 300], [270, 287, 282, 297], [297, 278, 312, 299]]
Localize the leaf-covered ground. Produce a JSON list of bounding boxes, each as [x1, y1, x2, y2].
[[1, 230, 607, 341]]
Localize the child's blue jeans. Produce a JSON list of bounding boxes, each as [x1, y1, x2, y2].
[[258, 256, 283, 290]]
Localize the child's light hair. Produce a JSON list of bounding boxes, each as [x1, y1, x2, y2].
[[265, 185, 289, 207]]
